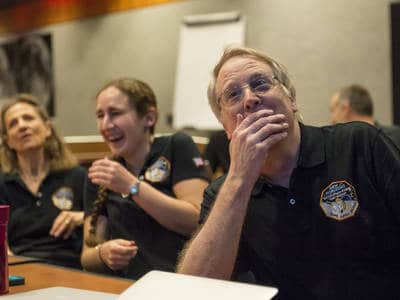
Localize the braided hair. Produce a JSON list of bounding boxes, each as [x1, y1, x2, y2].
[[85, 185, 108, 247]]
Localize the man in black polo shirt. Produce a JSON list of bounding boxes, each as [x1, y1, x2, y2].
[[178, 47, 400, 300]]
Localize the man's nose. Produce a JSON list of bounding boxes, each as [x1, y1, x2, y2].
[[243, 87, 262, 112]]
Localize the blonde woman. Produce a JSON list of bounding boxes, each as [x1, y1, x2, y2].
[[0, 94, 85, 268]]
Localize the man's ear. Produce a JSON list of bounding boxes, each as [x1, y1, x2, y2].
[[341, 99, 352, 115], [290, 97, 298, 113], [281, 85, 298, 113]]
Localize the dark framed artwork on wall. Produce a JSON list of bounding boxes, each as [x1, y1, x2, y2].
[[0, 33, 54, 116]]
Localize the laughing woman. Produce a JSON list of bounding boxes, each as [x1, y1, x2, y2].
[[81, 78, 209, 279], [0, 94, 85, 268]]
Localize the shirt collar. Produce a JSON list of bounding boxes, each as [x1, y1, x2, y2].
[[3, 169, 65, 183], [250, 123, 326, 196], [296, 123, 326, 168], [3, 172, 20, 183]]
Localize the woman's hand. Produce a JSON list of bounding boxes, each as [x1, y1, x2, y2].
[[88, 158, 136, 195], [50, 211, 84, 239], [98, 239, 138, 271]]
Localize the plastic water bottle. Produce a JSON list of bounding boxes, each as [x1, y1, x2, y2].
[[0, 205, 10, 294]]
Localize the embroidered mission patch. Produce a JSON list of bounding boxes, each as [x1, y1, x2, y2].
[[145, 156, 171, 182], [52, 186, 74, 210], [320, 180, 359, 221]]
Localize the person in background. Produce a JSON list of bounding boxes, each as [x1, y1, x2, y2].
[[0, 94, 85, 268], [204, 130, 230, 179], [330, 84, 400, 146], [178, 47, 400, 299], [81, 78, 209, 279]]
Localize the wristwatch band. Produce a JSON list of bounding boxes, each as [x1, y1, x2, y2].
[[129, 180, 140, 196]]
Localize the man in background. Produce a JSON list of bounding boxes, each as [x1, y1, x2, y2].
[[330, 84, 400, 146]]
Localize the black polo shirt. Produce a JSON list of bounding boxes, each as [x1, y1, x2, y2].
[[0, 166, 86, 268], [376, 123, 400, 148], [85, 132, 209, 279], [200, 122, 400, 300]]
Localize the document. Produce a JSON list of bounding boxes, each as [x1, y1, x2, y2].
[[118, 271, 278, 300]]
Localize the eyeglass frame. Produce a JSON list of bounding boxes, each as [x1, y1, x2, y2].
[[216, 74, 280, 107]]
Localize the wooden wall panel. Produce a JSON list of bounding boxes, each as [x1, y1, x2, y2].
[[66, 135, 207, 166], [0, 0, 181, 34]]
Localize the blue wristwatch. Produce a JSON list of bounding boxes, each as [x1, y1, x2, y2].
[[129, 180, 140, 196]]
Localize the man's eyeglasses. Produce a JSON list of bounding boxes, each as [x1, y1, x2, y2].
[[218, 74, 279, 107]]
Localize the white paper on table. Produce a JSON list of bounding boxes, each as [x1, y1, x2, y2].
[[118, 271, 278, 300]]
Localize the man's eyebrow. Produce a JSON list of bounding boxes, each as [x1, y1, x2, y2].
[[249, 72, 269, 79], [221, 79, 240, 93]]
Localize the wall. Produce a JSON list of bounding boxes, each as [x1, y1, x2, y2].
[[0, 0, 393, 135], [239, 0, 392, 127]]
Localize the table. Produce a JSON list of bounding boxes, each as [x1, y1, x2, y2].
[[8, 255, 42, 265], [7, 261, 133, 295]]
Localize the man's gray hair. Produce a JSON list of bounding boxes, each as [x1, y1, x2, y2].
[[337, 84, 373, 117], [207, 46, 296, 121]]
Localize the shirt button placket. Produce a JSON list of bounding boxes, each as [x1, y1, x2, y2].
[[36, 191, 43, 207]]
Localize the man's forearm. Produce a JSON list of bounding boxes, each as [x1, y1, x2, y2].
[[178, 175, 254, 279]]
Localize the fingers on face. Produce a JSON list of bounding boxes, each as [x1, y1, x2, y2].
[[256, 130, 288, 150], [248, 114, 287, 134], [234, 113, 288, 143], [246, 123, 288, 149], [238, 109, 275, 129]]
